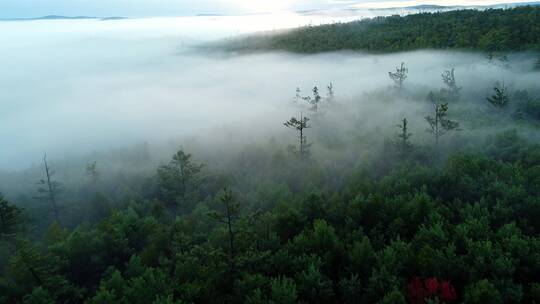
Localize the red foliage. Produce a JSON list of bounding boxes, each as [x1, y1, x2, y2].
[[440, 280, 457, 302], [425, 277, 439, 295], [408, 277, 426, 304], [407, 277, 457, 304]]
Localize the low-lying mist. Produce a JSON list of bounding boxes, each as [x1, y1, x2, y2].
[[0, 14, 379, 170], [1, 15, 539, 201]]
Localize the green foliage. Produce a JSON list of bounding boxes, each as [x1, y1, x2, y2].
[[396, 117, 413, 155], [514, 90, 540, 120], [22, 287, 55, 304], [487, 82, 510, 109], [284, 115, 311, 159], [152, 295, 187, 304], [269, 276, 297, 304], [380, 287, 407, 304], [2, 140, 540, 302], [531, 283, 540, 303], [224, 7, 540, 53], [464, 279, 503, 304], [8, 240, 83, 302], [0, 195, 21, 237], [296, 262, 334, 303], [207, 188, 241, 271], [157, 150, 203, 211], [339, 274, 363, 304], [425, 94, 460, 144], [3, 92, 540, 304]]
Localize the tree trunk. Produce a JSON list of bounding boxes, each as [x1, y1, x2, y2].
[[225, 201, 235, 271], [44, 155, 60, 224]]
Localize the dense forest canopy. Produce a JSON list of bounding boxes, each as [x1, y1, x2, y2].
[[220, 6, 540, 53], [3, 57, 540, 303], [2, 6, 540, 304]]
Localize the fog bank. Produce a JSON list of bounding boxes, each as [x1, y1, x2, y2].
[[1, 15, 539, 171]]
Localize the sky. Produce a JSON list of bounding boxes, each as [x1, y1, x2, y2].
[[0, 0, 536, 18]]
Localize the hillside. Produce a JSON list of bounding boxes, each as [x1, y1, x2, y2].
[[221, 6, 540, 53]]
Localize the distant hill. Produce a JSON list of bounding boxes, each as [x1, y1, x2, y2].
[[365, 1, 540, 11], [220, 6, 540, 54], [0, 15, 126, 21], [294, 1, 540, 17], [36, 15, 95, 20], [196, 13, 225, 17]]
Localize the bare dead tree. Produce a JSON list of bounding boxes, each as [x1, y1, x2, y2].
[[35, 153, 63, 224]]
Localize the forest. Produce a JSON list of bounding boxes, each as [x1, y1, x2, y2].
[[220, 6, 540, 54], [2, 6, 540, 304], [2, 56, 540, 303]]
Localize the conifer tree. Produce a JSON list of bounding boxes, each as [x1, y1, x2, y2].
[[157, 150, 203, 208], [487, 82, 510, 109], [0, 195, 21, 238], [396, 118, 412, 154], [284, 114, 311, 160], [441, 68, 461, 102], [294, 87, 302, 103], [300, 87, 322, 111], [208, 188, 240, 272], [389, 62, 408, 90], [307, 86, 321, 111], [425, 93, 460, 145], [326, 83, 334, 102], [86, 161, 99, 188]]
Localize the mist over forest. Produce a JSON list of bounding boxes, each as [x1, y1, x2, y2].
[[1, 5, 540, 304], [3, 48, 538, 200]]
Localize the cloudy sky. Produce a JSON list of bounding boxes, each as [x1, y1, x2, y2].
[[0, 0, 535, 18]]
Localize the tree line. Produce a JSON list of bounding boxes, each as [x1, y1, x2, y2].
[[222, 6, 540, 55]]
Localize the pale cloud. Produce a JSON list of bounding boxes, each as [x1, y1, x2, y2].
[[0, 0, 535, 18]]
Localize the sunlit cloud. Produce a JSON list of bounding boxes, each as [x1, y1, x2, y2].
[[219, 0, 295, 12]]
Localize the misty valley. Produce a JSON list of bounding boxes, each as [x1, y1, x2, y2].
[[1, 5, 540, 304]]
